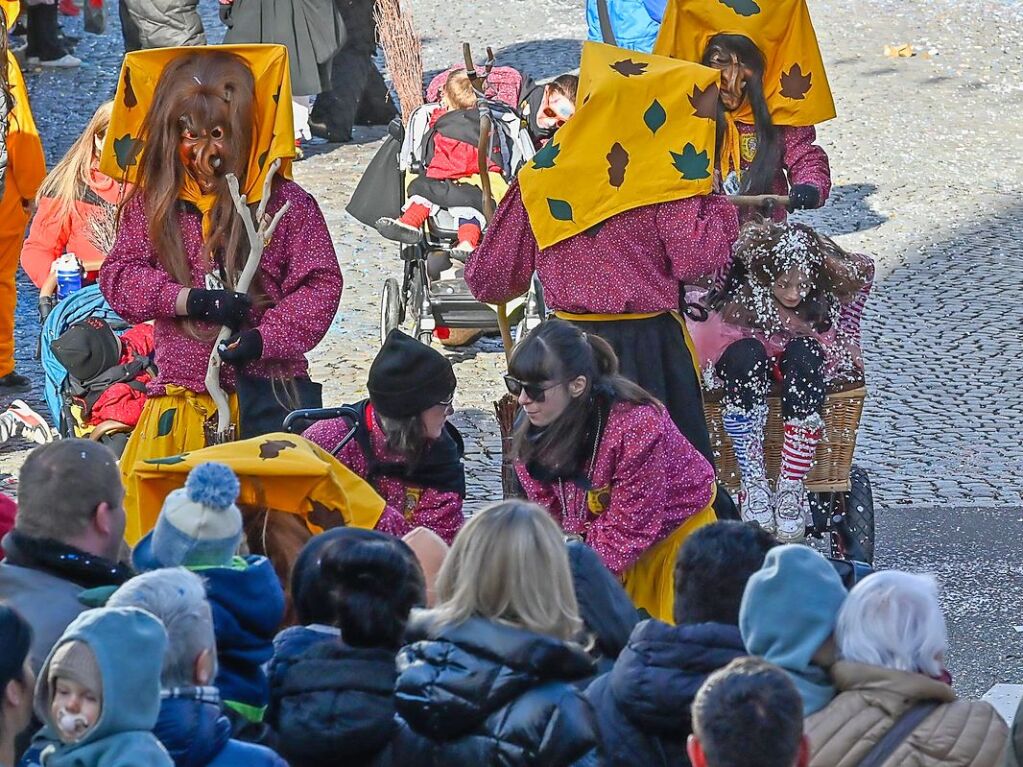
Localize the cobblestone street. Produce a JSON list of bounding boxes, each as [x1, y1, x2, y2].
[[3, 0, 1023, 696]]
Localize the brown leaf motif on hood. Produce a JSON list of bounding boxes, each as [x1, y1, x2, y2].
[[308, 499, 345, 530], [780, 64, 813, 100], [259, 439, 296, 460]]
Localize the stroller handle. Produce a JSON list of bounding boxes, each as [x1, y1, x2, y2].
[[283, 405, 361, 457]]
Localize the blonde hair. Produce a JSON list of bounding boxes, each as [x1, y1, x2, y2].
[[36, 101, 115, 224], [442, 70, 477, 111], [430, 500, 583, 641]]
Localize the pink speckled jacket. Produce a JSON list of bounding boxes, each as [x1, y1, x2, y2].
[[465, 181, 739, 312], [99, 179, 343, 396], [303, 405, 465, 544], [735, 123, 832, 223], [516, 400, 715, 576]]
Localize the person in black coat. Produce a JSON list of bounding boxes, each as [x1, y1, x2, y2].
[[308, 0, 397, 142], [567, 540, 640, 674], [586, 521, 779, 767], [393, 500, 602, 766], [266, 528, 425, 767]]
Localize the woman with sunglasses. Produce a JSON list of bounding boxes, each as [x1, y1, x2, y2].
[[304, 329, 465, 544], [507, 319, 716, 621]]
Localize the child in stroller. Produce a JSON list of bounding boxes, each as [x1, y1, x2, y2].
[[374, 69, 506, 254], [686, 221, 873, 542], [49, 316, 155, 455]]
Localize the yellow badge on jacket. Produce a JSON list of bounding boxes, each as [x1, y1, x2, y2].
[[518, 41, 720, 250], [653, 0, 835, 127], [586, 485, 612, 515], [99, 44, 296, 205], [403, 487, 423, 521]]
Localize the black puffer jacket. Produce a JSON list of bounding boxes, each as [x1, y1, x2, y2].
[[268, 638, 398, 767], [567, 541, 640, 674], [586, 620, 746, 767], [394, 615, 603, 766]]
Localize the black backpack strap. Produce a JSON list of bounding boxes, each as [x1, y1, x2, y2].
[[596, 0, 618, 45], [856, 701, 940, 767]]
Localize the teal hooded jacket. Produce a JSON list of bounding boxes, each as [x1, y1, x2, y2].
[[32, 607, 173, 767]]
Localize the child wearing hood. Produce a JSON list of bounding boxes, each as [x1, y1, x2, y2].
[[739, 545, 847, 716], [33, 606, 172, 767], [132, 462, 286, 737]]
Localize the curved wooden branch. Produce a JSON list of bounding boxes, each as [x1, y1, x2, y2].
[[205, 160, 291, 441]]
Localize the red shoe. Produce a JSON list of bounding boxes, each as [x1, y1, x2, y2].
[[59, 0, 81, 16]]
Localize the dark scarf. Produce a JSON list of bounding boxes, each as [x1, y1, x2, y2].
[[352, 400, 466, 496], [1, 529, 133, 589], [525, 390, 612, 486]]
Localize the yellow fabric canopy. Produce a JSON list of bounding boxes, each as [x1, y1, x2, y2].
[[1, 1, 19, 28], [519, 41, 720, 250], [99, 44, 295, 204], [132, 433, 387, 536], [653, 0, 835, 127]]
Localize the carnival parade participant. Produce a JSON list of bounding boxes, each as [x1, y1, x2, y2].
[[21, 102, 123, 298], [304, 329, 465, 545], [654, 0, 833, 217], [507, 319, 716, 621], [466, 42, 738, 517], [689, 221, 873, 539], [97, 46, 343, 543], [0, 0, 46, 389]]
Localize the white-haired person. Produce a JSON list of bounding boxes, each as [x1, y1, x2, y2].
[[806, 571, 1008, 766], [392, 500, 602, 765], [106, 569, 287, 767]]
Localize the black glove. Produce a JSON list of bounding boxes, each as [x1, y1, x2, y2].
[[218, 329, 263, 366], [218, 1, 233, 26], [787, 184, 821, 212], [39, 295, 57, 322], [185, 289, 251, 330]]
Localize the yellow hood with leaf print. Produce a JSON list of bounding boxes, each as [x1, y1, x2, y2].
[[98, 44, 295, 205], [519, 42, 720, 250], [653, 0, 835, 126], [132, 433, 386, 535]]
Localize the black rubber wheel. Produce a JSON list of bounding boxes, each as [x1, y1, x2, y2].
[[829, 467, 875, 564], [380, 277, 401, 345]]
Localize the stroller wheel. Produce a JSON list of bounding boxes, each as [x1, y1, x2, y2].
[[380, 277, 401, 345]]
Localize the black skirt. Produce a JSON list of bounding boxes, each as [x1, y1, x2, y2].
[[563, 313, 739, 520]]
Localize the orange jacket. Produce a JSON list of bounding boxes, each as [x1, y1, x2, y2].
[[21, 170, 123, 288], [0, 49, 46, 239]]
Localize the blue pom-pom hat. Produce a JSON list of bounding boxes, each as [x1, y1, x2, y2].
[[133, 462, 244, 571]]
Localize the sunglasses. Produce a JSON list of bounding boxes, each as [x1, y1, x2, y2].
[[436, 393, 455, 407], [504, 375, 564, 402]]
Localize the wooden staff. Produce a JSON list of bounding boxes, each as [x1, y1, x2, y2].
[[205, 159, 290, 443], [726, 194, 791, 208]]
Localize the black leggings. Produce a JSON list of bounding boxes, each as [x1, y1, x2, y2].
[[407, 176, 487, 211], [715, 337, 826, 420]]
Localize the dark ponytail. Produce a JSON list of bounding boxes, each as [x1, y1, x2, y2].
[[319, 533, 426, 649], [0, 605, 31, 740], [509, 319, 657, 473]]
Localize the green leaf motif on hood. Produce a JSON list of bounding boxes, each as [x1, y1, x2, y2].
[[643, 100, 667, 135], [547, 198, 574, 222], [669, 143, 711, 181]]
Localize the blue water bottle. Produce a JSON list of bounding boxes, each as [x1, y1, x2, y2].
[[55, 253, 83, 300]]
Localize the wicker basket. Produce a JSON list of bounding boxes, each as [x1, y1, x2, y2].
[[704, 386, 866, 494]]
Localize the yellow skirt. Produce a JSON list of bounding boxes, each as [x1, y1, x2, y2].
[[120, 386, 239, 545], [621, 492, 717, 623]]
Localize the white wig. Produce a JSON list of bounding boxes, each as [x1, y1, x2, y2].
[[836, 570, 948, 678], [108, 568, 217, 688]]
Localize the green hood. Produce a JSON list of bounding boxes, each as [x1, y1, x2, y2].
[[34, 607, 172, 767]]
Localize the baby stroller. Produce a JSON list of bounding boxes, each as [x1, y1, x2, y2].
[[370, 55, 545, 346], [40, 285, 137, 450]]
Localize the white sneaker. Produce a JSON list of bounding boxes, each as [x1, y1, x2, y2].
[[7, 400, 54, 445], [452, 240, 475, 254], [39, 54, 81, 68], [738, 477, 775, 533], [774, 478, 809, 543]]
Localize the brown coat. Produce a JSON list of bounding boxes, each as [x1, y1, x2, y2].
[[807, 661, 1008, 767]]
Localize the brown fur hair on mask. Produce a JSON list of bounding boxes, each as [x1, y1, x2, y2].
[[124, 51, 257, 295]]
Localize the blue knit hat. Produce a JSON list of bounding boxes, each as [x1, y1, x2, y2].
[[739, 545, 847, 672], [133, 463, 243, 570]]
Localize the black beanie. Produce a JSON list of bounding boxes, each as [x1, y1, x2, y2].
[[368, 330, 456, 418], [0, 605, 32, 689], [50, 318, 121, 383]]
